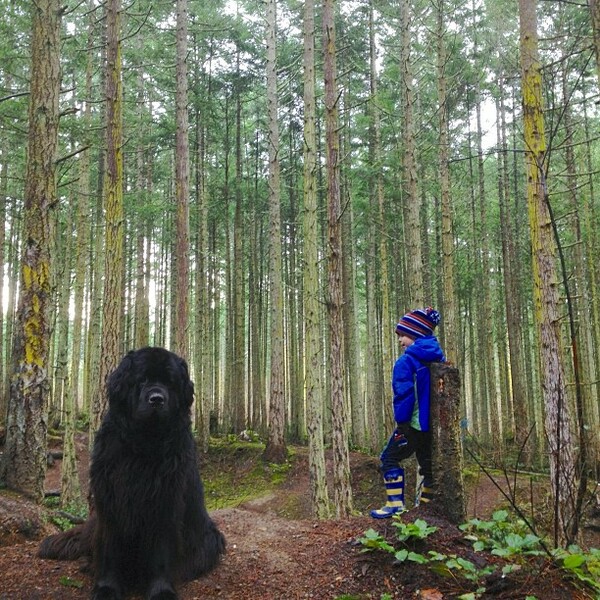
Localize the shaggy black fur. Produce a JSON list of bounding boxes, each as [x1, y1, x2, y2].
[[39, 347, 225, 600]]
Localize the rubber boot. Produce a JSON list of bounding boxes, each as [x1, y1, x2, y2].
[[370, 468, 405, 519], [415, 477, 435, 506]]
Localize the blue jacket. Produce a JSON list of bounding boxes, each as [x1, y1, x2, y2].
[[392, 336, 445, 431]]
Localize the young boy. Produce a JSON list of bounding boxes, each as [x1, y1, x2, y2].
[[370, 307, 445, 519]]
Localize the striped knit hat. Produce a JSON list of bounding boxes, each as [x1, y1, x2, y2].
[[395, 307, 441, 339]]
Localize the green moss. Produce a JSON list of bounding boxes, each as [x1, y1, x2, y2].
[[200, 438, 293, 511]]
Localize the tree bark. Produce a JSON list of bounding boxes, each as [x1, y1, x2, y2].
[[429, 362, 465, 524], [436, 0, 457, 365], [0, 80, 8, 424], [399, 0, 423, 306], [232, 51, 246, 433], [497, 77, 531, 463], [367, 0, 389, 449], [1, 0, 61, 502], [174, 0, 190, 360], [323, 0, 353, 517], [263, 0, 287, 464], [303, 0, 329, 518], [192, 40, 211, 450], [519, 0, 578, 546], [94, 0, 125, 433]]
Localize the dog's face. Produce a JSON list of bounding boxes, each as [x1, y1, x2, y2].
[[106, 347, 194, 425]]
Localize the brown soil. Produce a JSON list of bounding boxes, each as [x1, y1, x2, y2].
[[0, 435, 597, 600]]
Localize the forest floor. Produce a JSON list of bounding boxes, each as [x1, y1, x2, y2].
[[0, 432, 599, 600]]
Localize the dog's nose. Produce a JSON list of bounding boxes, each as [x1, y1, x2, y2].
[[148, 391, 166, 405]]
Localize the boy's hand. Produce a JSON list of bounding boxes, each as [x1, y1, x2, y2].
[[393, 429, 408, 446]]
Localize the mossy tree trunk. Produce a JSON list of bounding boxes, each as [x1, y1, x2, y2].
[[519, 0, 577, 546], [1, 0, 61, 502], [429, 362, 465, 524]]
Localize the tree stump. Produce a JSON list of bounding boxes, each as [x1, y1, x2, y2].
[[429, 362, 465, 524]]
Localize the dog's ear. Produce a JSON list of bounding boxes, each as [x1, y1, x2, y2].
[[178, 357, 195, 407], [106, 351, 134, 407]]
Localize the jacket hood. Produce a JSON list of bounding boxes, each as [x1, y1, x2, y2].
[[404, 335, 445, 363]]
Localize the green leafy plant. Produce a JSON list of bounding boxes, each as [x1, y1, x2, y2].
[[461, 511, 600, 596], [359, 528, 397, 554], [359, 518, 437, 564], [43, 498, 88, 531], [392, 517, 438, 542], [552, 546, 600, 594], [460, 509, 544, 558]]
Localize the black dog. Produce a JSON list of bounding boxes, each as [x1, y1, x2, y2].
[[39, 347, 225, 600]]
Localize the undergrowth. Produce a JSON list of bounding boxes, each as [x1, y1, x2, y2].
[[42, 496, 88, 531], [359, 510, 600, 599]]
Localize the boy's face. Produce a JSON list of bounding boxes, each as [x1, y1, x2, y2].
[[398, 334, 415, 349]]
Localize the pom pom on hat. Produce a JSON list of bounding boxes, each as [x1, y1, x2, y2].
[[395, 307, 440, 339]]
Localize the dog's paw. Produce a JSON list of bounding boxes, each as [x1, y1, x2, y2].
[[147, 578, 178, 600], [148, 592, 178, 600], [92, 583, 123, 600]]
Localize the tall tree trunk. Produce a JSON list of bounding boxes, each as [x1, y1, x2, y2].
[[436, 0, 457, 364], [369, 0, 391, 442], [497, 76, 531, 462], [71, 1, 94, 416], [249, 129, 266, 435], [263, 0, 286, 463], [0, 87, 8, 424], [340, 97, 364, 449], [133, 126, 150, 344], [519, 0, 578, 546], [303, 0, 329, 518], [248, 195, 265, 434], [365, 243, 383, 452], [221, 97, 233, 433], [581, 99, 600, 475], [133, 33, 150, 350], [52, 206, 72, 428], [560, 52, 590, 541], [286, 138, 302, 441], [94, 0, 125, 432], [323, 0, 353, 517], [1, 0, 61, 501], [192, 41, 211, 450], [84, 27, 106, 435], [233, 53, 246, 433], [4, 233, 19, 415], [248, 140, 268, 434], [476, 95, 500, 449], [63, 124, 89, 503], [54, 200, 81, 507], [174, 0, 190, 359], [400, 0, 422, 306], [365, 4, 384, 450]]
